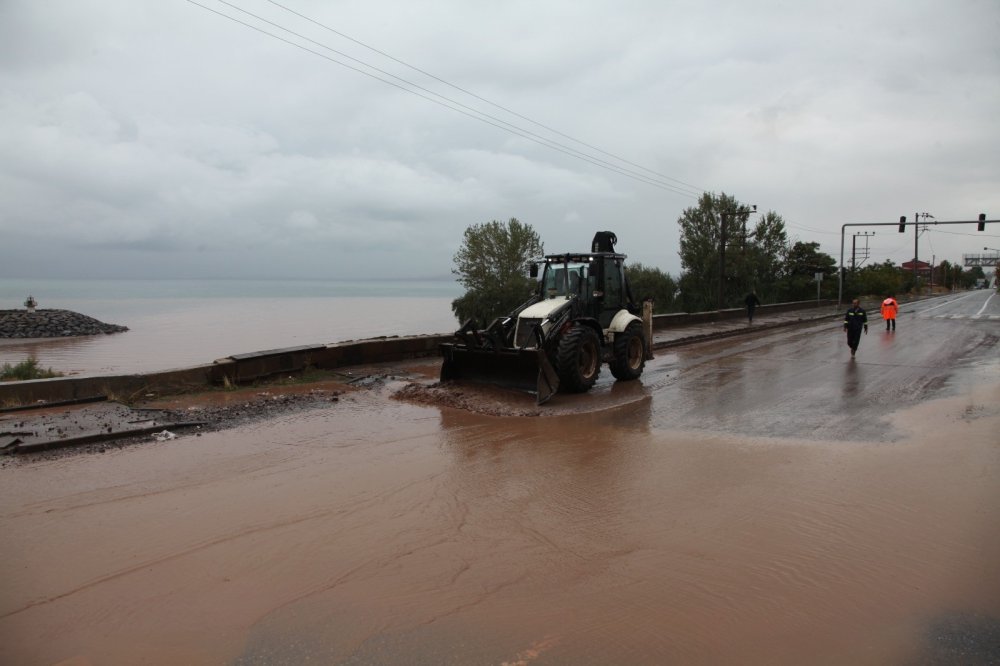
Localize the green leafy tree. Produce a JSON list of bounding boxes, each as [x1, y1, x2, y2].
[[677, 192, 737, 312], [782, 241, 837, 301], [960, 265, 986, 289], [625, 262, 679, 313], [451, 218, 543, 325], [745, 211, 788, 301], [937, 259, 971, 291], [677, 192, 787, 311], [849, 260, 905, 298]]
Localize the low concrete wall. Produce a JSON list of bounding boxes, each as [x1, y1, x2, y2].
[[0, 334, 451, 408], [652, 299, 835, 330], [0, 364, 218, 407], [1, 302, 836, 407]]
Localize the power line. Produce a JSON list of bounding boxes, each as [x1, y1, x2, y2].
[[185, 0, 704, 197], [925, 228, 1000, 238], [868, 242, 915, 258], [264, 0, 706, 195], [784, 221, 840, 235], [213, 0, 702, 196]]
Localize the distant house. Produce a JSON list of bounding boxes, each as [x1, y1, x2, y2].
[[900, 259, 932, 276]]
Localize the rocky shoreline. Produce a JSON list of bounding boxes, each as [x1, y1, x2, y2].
[[0, 309, 128, 339]]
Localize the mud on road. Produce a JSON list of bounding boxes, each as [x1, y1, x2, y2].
[[2, 358, 659, 465]]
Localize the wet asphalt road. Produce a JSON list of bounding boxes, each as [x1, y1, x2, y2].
[[634, 290, 1000, 442], [1, 291, 998, 665]]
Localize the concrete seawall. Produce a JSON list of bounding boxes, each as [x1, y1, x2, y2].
[[0, 335, 450, 407], [0, 299, 835, 407]]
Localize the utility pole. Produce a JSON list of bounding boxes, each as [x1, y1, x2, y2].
[[851, 231, 875, 272], [717, 204, 757, 311], [718, 212, 727, 311], [915, 212, 934, 291]]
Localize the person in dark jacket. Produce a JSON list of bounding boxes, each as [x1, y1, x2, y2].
[[744, 292, 761, 323], [843, 298, 868, 357]]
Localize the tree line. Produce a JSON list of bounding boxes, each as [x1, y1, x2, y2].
[[451, 198, 989, 325]]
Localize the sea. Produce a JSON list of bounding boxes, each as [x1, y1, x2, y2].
[[0, 278, 462, 377]]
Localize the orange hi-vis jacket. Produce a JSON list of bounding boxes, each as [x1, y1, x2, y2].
[[881, 297, 898, 320]]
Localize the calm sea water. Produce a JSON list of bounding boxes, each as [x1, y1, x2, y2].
[[0, 278, 462, 377]]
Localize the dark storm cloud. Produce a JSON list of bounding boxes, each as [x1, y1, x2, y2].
[[1, 0, 998, 280]]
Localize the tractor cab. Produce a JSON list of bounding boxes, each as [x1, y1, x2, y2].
[[533, 252, 634, 329]]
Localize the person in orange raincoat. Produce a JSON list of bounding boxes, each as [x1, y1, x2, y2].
[[880, 295, 898, 331]]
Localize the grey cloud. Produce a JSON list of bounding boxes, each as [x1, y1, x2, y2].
[[1, 0, 998, 280]]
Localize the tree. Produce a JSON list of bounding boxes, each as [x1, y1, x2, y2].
[[451, 218, 543, 325], [677, 192, 787, 311], [961, 265, 986, 289], [782, 241, 836, 301], [850, 260, 904, 298], [745, 211, 788, 302], [677, 192, 737, 312], [625, 262, 679, 313]]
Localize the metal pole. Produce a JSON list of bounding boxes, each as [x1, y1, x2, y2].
[[718, 212, 727, 310], [837, 218, 996, 306], [838, 224, 846, 307], [913, 211, 919, 289]]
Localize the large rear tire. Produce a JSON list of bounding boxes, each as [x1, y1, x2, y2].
[[609, 321, 646, 381], [556, 324, 601, 393]]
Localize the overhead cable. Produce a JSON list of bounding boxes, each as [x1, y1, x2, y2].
[[185, 0, 703, 197], [263, 0, 705, 195]]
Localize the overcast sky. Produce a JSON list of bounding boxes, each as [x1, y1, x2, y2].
[[1, 0, 998, 281]]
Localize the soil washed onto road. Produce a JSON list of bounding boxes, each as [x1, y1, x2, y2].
[[1, 310, 999, 665]]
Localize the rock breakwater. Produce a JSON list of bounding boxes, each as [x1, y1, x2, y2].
[[0, 310, 128, 339]]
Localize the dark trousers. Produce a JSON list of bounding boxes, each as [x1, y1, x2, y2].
[[846, 329, 863, 350], [885, 317, 895, 330]]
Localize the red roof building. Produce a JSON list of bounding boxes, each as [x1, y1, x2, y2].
[[900, 259, 932, 275]]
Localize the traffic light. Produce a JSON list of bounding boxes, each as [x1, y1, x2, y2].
[[979, 213, 986, 232], [898, 215, 906, 233]]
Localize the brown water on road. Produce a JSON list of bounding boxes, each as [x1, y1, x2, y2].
[[1, 381, 998, 665]]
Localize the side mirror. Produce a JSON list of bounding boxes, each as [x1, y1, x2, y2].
[[529, 263, 539, 278]]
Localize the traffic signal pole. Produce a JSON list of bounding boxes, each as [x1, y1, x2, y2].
[[838, 216, 994, 307]]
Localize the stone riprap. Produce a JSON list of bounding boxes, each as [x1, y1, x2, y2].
[[0, 309, 128, 338]]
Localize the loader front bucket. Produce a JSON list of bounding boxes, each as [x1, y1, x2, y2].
[[440, 343, 560, 405]]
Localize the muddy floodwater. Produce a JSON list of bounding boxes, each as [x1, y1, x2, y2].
[[3, 299, 1000, 665], [1, 378, 998, 664]]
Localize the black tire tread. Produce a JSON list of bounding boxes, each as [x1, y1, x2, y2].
[[609, 321, 646, 381], [556, 324, 601, 393]]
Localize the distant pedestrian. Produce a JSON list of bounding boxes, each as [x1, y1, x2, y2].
[[744, 292, 761, 323], [843, 298, 868, 357], [880, 295, 898, 331]]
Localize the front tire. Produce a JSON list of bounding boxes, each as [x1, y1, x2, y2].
[[609, 321, 646, 381], [557, 324, 601, 393]]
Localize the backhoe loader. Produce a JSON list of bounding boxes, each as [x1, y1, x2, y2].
[[440, 231, 650, 404]]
